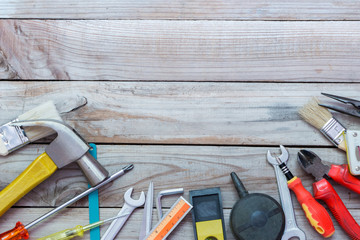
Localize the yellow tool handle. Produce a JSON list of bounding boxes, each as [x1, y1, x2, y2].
[[0, 152, 57, 217], [37, 226, 84, 240]]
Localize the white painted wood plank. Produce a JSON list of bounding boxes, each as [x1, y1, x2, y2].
[[1, 82, 360, 146], [1, 145, 357, 210], [1, 20, 360, 81], [1, 0, 360, 20], [0, 207, 353, 239]]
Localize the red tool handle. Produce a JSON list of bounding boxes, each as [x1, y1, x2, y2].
[[313, 178, 360, 240], [288, 177, 335, 238], [328, 164, 360, 195], [0, 222, 29, 240]]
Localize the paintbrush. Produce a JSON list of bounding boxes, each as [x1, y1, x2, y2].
[[299, 97, 347, 151], [0, 101, 62, 156]]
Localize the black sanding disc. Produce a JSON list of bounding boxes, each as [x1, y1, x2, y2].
[[230, 193, 285, 240]]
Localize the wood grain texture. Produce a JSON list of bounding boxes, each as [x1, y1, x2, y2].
[[0, 207, 355, 240], [0, 49, 20, 79], [1, 2, 360, 239], [1, 145, 357, 209], [1, 20, 360, 81], [1, 0, 360, 20], [1, 81, 360, 146]]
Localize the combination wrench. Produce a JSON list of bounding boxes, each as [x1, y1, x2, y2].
[[267, 145, 306, 240], [101, 187, 145, 240]]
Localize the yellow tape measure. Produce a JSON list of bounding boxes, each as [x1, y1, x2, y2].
[[145, 196, 193, 240]]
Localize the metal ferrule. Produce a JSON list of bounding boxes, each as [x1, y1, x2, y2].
[[0, 120, 29, 153], [77, 151, 109, 186], [279, 164, 290, 175], [320, 117, 346, 146]]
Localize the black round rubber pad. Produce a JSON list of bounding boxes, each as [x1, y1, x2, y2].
[[230, 193, 285, 240]]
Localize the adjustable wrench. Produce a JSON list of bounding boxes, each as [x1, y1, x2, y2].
[[101, 188, 145, 240], [267, 146, 306, 240]]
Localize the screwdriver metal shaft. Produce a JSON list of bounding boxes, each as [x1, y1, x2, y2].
[[27, 164, 133, 229], [0, 165, 133, 240]]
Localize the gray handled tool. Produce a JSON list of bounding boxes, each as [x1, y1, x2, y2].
[[267, 146, 306, 240], [139, 182, 154, 240], [101, 187, 145, 240]]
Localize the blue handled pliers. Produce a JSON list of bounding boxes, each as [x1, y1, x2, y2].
[[319, 92, 360, 118]]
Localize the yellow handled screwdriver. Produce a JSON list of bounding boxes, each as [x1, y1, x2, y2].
[[37, 214, 128, 240]]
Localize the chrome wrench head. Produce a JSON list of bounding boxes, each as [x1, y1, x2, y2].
[[282, 227, 306, 240], [101, 187, 145, 240], [267, 145, 289, 165], [124, 187, 146, 207]]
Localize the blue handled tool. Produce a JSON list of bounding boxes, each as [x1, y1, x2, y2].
[[88, 143, 100, 240]]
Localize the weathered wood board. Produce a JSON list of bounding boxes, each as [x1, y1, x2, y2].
[[1, 82, 360, 146], [1, 0, 360, 20], [1, 20, 360, 81]]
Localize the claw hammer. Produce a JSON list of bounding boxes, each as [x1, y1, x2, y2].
[[0, 119, 109, 217]]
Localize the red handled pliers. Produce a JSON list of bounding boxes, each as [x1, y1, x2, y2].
[[297, 149, 360, 240]]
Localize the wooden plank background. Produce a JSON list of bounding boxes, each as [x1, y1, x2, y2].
[[1, 0, 360, 20], [1, 1, 360, 240], [1, 20, 360, 81]]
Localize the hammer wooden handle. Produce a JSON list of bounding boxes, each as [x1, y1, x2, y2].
[[0, 152, 57, 217]]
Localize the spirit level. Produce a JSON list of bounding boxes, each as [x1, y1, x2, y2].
[[345, 130, 360, 175], [190, 188, 226, 240], [145, 196, 192, 240]]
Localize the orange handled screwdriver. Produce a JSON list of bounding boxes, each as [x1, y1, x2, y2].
[[0, 165, 133, 240], [0, 222, 28, 240], [268, 146, 334, 238]]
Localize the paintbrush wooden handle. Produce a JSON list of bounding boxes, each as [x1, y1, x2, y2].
[[0, 152, 57, 217], [338, 141, 346, 151]]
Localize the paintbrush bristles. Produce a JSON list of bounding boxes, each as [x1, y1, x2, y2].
[[0, 101, 62, 156], [18, 101, 62, 142], [298, 97, 333, 130]]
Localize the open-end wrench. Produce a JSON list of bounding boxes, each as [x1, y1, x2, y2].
[[101, 187, 145, 240], [267, 145, 306, 240]]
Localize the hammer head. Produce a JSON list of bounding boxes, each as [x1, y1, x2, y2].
[[11, 119, 109, 186]]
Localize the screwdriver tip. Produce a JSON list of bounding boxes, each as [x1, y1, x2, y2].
[[123, 164, 134, 172]]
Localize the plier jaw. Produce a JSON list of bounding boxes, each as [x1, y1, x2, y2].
[[297, 150, 330, 182], [319, 92, 360, 118]]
